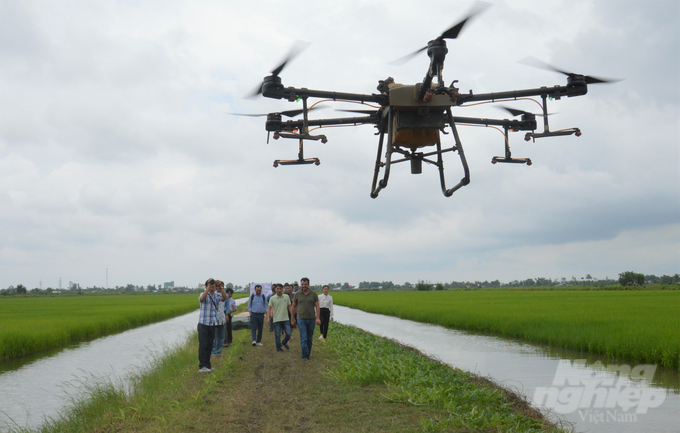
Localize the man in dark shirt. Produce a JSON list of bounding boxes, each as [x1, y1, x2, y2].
[[291, 277, 320, 360]]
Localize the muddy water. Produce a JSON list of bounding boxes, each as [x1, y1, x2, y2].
[[1, 300, 677, 432], [334, 305, 679, 433]]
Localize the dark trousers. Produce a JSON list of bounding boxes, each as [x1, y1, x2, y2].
[[197, 323, 216, 369], [226, 314, 233, 345], [250, 313, 265, 343], [320, 308, 331, 338]]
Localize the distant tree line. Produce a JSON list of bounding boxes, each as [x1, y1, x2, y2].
[[0, 282, 242, 296], [2, 273, 677, 296], [355, 273, 679, 291]]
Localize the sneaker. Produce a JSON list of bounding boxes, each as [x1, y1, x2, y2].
[[252, 341, 256, 346], [283, 343, 290, 351], [256, 342, 263, 346], [277, 349, 284, 353], [199, 367, 211, 373], [319, 336, 325, 340]]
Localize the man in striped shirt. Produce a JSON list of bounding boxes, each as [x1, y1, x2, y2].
[[198, 278, 225, 372]]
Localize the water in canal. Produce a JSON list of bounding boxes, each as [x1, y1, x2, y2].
[[336, 305, 679, 433], [1, 301, 677, 432]]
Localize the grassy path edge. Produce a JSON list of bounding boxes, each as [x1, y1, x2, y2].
[[14, 322, 570, 432]]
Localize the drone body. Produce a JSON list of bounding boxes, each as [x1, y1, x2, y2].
[[240, 3, 616, 198]]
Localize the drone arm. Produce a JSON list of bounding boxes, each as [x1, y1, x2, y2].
[[451, 116, 537, 131], [457, 82, 587, 105], [262, 79, 388, 105], [266, 115, 379, 132]]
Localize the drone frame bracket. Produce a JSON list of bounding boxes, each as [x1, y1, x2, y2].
[[370, 107, 470, 198]]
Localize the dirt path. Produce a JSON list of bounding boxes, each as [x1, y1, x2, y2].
[[205, 326, 449, 433]]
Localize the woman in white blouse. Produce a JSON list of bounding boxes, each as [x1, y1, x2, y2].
[[318, 285, 334, 340]]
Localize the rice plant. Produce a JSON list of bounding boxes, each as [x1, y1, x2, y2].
[[0, 293, 199, 361]]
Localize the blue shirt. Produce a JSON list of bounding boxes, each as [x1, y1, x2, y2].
[[223, 296, 237, 315], [198, 292, 223, 326], [248, 293, 268, 313]]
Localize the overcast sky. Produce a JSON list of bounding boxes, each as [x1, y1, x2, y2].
[[0, 0, 678, 289]]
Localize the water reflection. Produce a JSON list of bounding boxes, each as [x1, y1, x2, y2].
[[334, 305, 679, 433], [444, 327, 680, 393]]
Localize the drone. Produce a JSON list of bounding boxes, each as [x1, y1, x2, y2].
[[235, 2, 617, 198]]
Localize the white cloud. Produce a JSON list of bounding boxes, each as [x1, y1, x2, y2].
[[0, 0, 678, 289]]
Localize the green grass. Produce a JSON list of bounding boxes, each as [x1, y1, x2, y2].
[[12, 322, 564, 433], [332, 290, 680, 369], [326, 324, 564, 432], [0, 293, 201, 361]]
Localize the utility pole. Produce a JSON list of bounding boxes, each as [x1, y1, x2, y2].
[[106, 268, 108, 289]]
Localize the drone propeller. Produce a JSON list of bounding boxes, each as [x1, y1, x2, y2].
[[335, 108, 380, 115], [519, 57, 621, 85], [500, 106, 553, 118], [229, 105, 324, 118], [246, 40, 311, 98], [388, 1, 491, 66]]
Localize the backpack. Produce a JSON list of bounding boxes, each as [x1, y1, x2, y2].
[[250, 293, 266, 305]]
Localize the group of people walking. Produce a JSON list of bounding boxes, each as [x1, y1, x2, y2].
[[197, 277, 334, 371]]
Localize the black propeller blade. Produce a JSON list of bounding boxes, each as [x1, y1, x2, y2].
[[246, 40, 311, 98], [500, 106, 552, 118], [388, 1, 491, 66], [335, 108, 380, 115], [519, 57, 622, 84], [229, 104, 324, 118]]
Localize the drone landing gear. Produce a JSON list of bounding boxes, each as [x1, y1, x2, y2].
[[492, 125, 532, 166], [271, 129, 326, 168], [273, 158, 320, 167], [370, 108, 470, 198], [524, 128, 581, 141], [492, 156, 532, 165]]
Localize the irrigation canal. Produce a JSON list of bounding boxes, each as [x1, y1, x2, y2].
[[1, 301, 677, 432]]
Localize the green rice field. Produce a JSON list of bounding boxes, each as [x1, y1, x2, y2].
[[332, 290, 680, 369], [0, 293, 200, 361]]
